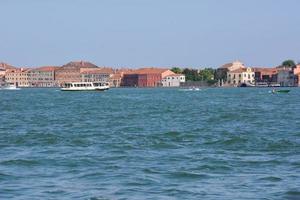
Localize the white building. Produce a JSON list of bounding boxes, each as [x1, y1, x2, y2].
[[227, 67, 255, 86], [162, 74, 185, 87]]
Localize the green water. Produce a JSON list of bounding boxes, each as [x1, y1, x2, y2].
[[0, 88, 300, 199]]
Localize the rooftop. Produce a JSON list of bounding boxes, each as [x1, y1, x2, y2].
[[61, 61, 98, 69], [220, 61, 245, 69], [30, 66, 60, 72], [0, 62, 15, 70], [80, 67, 114, 74], [125, 68, 171, 75]]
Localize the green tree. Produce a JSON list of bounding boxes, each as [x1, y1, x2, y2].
[[199, 68, 215, 81], [282, 60, 296, 67], [182, 68, 201, 81], [171, 67, 183, 74]]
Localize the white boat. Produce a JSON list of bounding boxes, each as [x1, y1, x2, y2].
[[0, 83, 20, 90], [61, 82, 109, 91]]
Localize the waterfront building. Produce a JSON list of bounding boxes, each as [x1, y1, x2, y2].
[[0, 75, 4, 84], [80, 67, 114, 83], [5, 68, 31, 87], [0, 62, 15, 78], [28, 66, 59, 87], [109, 69, 134, 87], [216, 61, 246, 85], [55, 61, 98, 86], [162, 74, 185, 87], [277, 66, 295, 87], [294, 65, 300, 86], [227, 67, 255, 86], [122, 68, 175, 87], [110, 73, 122, 87], [253, 67, 278, 84]]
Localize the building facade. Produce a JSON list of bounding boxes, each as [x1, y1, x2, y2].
[[5, 68, 30, 87], [216, 61, 246, 85], [253, 67, 278, 84], [277, 66, 295, 87], [294, 65, 300, 86], [122, 68, 175, 87], [162, 74, 185, 87], [28, 66, 58, 87], [227, 67, 255, 86], [80, 68, 114, 83]]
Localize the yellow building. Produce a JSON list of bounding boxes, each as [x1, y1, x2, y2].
[[227, 67, 255, 86]]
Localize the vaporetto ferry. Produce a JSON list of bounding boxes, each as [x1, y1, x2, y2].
[[61, 82, 109, 91]]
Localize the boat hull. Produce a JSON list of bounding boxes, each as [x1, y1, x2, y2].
[[61, 86, 109, 91]]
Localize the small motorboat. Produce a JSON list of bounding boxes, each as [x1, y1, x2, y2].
[[272, 89, 290, 94]]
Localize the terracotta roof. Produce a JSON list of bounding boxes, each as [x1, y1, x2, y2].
[[6, 68, 31, 73], [0, 62, 15, 70], [253, 67, 277, 73], [31, 66, 60, 72], [229, 68, 248, 73], [61, 61, 98, 69], [126, 68, 171, 75], [220, 61, 244, 69]]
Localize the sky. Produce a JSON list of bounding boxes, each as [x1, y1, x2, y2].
[[0, 0, 299, 68]]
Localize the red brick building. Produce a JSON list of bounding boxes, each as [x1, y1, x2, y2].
[[121, 68, 175, 87]]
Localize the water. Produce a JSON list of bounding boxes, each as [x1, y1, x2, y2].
[[0, 88, 300, 200]]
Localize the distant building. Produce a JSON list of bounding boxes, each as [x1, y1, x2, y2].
[[0, 62, 15, 80], [110, 69, 134, 87], [55, 61, 98, 85], [80, 67, 114, 83], [162, 74, 185, 87], [5, 68, 31, 87], [110, 73, 122, 87], [294, 65, 300, 87], [122, 68, 175, 87], [0, 75, 4, 85], [253, 67, 278, 83], [28, 66, 59, 87], [227, 67, 255, 86], [216, 61, 246, 85], [277, 66, 295, 87]]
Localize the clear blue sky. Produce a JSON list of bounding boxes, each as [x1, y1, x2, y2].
[[0, 0, 299, 68]]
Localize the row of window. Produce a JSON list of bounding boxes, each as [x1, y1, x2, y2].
[[228, 74, 254, 78]]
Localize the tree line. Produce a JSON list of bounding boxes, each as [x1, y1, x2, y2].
[[171, 67, 217, 85]]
